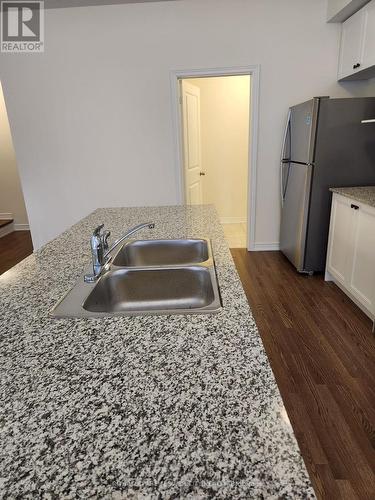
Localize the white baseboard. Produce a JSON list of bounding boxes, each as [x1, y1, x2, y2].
[[0, 220, 29, 237], [15, 224, 30, 231], [0, 212, 13, 220], [221, 217, 247, 224], [250, 242, 280, 251], [0, 213, 29, 230], [0, 223, 14, 238]]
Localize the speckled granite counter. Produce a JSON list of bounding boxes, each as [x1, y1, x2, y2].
[[0, 205, 314, 498], [330, 186, 375, 208]]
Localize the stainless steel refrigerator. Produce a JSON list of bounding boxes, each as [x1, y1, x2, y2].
[[280, 97, 375, 273]]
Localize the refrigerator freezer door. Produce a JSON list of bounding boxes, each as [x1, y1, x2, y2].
[[280, 163, 313, 271], [290, 99, 319, 164]]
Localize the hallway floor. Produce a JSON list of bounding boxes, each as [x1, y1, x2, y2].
[[0, 231, 33, 275], [222, 222, 247, 248]]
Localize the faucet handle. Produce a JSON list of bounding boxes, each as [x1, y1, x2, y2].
[[102, 230, 111, 252], [93, 224, 104, 237]]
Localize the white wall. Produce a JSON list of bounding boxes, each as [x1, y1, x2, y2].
[[1, 0, 375, 249], [0, 82, 29, 227], [189, 76, 249, 224]]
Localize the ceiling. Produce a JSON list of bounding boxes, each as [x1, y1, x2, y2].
[[44, 0, 178, 8]]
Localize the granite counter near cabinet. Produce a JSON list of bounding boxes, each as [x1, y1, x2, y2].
[[330, 186, 375, 208], [0, 205, 314, 498]]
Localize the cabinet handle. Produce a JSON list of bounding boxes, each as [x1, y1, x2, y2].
[[351, 204, 359, 210], [353, 63, 361, 69]]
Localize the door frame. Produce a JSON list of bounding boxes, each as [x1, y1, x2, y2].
[[170, 65, 260, 251]]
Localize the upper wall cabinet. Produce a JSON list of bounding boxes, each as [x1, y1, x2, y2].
[[338, 0, 375, 81], [362, 0, 375, 70], [338, 7, 366, 79]]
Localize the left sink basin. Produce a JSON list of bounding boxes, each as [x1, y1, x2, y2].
[[112, 238, 210, 267]]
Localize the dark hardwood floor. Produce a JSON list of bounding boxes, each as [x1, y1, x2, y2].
[[0, 231, 33, 275], [231, 249, 375, 500]]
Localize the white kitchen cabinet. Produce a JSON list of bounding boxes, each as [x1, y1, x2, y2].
[[326, 194, 355, 283], [326, 193, 375, 321], [361, 0, 375, 70], [327, 0, 371, 23], [348, 201, 375, 312], [338, 0, 375, 81], [338, 7, 366, 80]]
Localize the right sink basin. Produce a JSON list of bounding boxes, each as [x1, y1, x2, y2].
[[83, 266, 219, 314], [112, 238, 210, 267]]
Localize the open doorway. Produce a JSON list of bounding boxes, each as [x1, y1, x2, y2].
[[0, 81, 33, 275], [171, 67, 259, 250], [180, 75, 249, 247]]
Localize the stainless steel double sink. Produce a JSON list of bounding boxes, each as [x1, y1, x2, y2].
[[52, 238, 222, 317]]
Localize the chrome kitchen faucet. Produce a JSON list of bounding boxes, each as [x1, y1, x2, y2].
[[84, 222, 155, 283]]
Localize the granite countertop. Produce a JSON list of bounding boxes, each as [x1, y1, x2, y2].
[[330, 186, 375, 208], [0, 205, 314, 498]]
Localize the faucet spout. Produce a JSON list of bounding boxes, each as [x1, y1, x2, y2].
[[104, 222, 155, 260]]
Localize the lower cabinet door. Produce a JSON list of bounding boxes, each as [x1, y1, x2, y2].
[[327, 194, 355, 285], [348, 203, 375, 313]]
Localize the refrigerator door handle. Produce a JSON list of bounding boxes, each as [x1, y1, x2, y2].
[[280, 108, 291, 206]]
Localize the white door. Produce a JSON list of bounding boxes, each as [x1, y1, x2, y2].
[[348, 203, 375, 312], [338, 8, 365, 80], [326, 194, 355, 285], [181, 80, 204, 205]]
